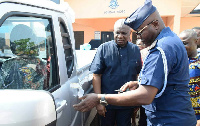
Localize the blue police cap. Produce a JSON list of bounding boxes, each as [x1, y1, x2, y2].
[[124, 0, 156, 31]]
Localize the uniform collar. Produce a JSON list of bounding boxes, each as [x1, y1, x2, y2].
[[156, 27, 170, 40], [146, 40, 157, 51], [146, 27, 170, 51]]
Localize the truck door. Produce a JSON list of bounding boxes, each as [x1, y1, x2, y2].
[[0, 2, 71, 126], [0, 13, 61, 126], [0, 2, 93, 126], [56, 14, 93, 126]]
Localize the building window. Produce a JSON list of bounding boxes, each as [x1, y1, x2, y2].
[[74, 31, 84, 50]]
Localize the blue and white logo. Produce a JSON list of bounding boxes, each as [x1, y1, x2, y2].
[[109, 0, 119, 9]]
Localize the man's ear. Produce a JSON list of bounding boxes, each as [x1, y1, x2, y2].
[[129, 30, 132, 36], [152, 20, 159, 30], [195, 38, 198, 44]]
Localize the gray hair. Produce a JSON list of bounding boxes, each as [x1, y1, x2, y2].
[[180, 29, 197, 40], [114, 19, 131, 31]]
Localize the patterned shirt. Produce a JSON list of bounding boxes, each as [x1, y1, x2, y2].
[[188, 54, 200, 119], [0, 57, 46, 90]]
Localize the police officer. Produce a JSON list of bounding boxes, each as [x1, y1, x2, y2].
[[74, 0, 197, 125]]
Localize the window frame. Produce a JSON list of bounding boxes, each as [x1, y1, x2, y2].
[[58, 17, 74, 78], [0, 11, 60, 92]]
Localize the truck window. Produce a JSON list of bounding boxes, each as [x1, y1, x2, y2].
[[59, 17, 74, 78], [0, 16, 58, 90]]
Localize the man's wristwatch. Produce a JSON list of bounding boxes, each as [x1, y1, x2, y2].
[[100, 94, 108, 106]]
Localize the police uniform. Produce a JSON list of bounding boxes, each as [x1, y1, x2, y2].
[[90, 40, 141, 125], [124, 0, 197, 125], [140, 27, 196, 126]]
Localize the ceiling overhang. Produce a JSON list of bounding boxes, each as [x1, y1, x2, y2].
[[181, 0, 200, 17]]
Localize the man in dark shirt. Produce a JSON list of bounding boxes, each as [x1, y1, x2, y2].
[[89, 19, 141, 126]]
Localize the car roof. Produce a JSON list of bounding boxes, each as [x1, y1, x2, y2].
[[0, 0, 65, 13]]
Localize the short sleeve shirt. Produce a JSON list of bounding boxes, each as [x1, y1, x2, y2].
[[140, 27, 196, 125]]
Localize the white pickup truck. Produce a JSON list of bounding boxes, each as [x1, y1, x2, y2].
[[0, 0, 94, 125]]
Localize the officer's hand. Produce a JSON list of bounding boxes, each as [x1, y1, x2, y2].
[[73, 93, 99, 112], [96, 104, 107, 117], [120, 81, 139, 92]]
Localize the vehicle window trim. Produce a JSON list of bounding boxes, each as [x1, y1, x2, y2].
[[0, 11, 51, 27]]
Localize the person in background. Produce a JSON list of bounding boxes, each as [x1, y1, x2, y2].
[[136, 39, 145, 50], [192, 27, 200, 52], [89, 18, 142, 126], [136, 39, 147, 126], [179, 29, 200, 126], [136, 39, 148, 62], [74, 0, 197, 125]]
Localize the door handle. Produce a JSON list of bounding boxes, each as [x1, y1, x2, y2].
[[55, 99, 67, 113], [70, 83, 84, 97]]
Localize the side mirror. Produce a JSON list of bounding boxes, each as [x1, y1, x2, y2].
[[0, 90, 56, 126]]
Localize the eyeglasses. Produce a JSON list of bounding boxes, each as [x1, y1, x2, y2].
[[136, 20, 158, 36]]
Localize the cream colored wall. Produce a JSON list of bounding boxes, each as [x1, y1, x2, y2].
[[180, 17, 200, 33], [67, 0, 143, 18], [67, 0, 180, 18], [67, 0, 182, 34], [68, 0, 200, 43]]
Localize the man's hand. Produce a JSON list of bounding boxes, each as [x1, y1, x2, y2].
[[96, 104, 107, 117], [73, 93, 99, 112], [120, 81, 139, 92]]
